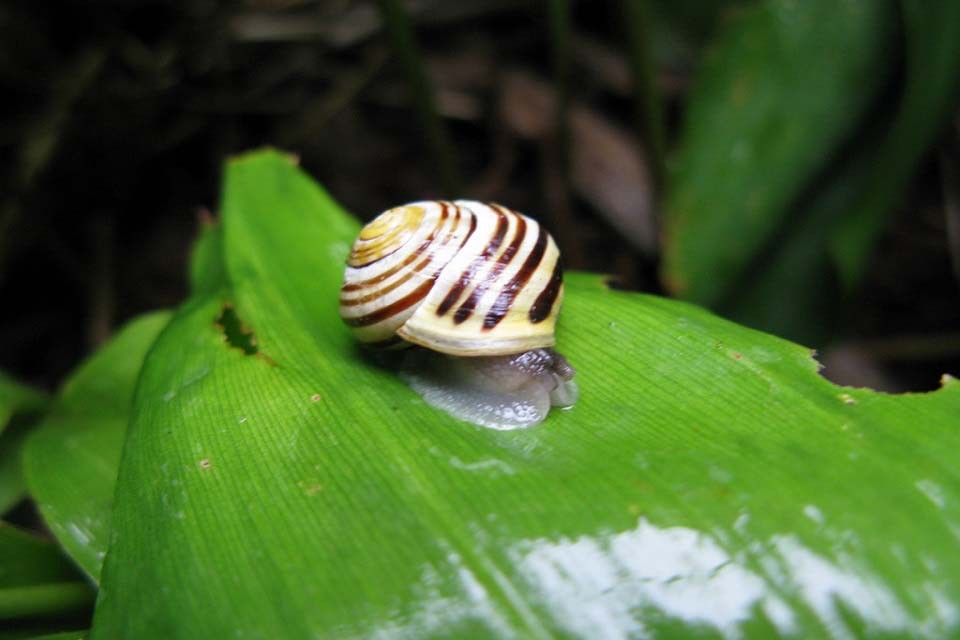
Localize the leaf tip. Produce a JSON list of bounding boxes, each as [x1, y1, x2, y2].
[[227, 147, 300, 168]]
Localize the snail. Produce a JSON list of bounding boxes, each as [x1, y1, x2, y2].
[[338, 200, 577, 430]]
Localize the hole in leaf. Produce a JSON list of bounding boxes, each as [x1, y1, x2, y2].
[[215, 304, 259, 356], [817, 341, 960, 393]]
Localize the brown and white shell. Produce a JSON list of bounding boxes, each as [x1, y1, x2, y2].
[[338, 200, 564, 356]]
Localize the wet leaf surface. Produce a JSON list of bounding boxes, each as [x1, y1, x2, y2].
[[88, 151, 960, 638]]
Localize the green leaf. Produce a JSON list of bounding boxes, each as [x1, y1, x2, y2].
[[662, 0, 895, 306], [0, 524, 93, 622], [91, 150, 960, 638], [0, 372, 47, 435], [23, 312, 171, 581], [721, 163, 865, 345], [189, 218, 227, 296], [724, 2, 960, 343], [662, 0, 960, 345], [829, 0, 960, 288], [0, 426, 34, 515], [0, 584, 94, 622], [0, 373, 48, 514], [0, 524, 78, 588]]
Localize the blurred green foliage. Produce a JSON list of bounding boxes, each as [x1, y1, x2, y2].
[[24, 312, 170, 580], [0, 373, 47, 514], [663, 0, 960, 345]]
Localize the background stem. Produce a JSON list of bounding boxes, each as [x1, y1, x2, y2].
[[375, 0, 462, 195]]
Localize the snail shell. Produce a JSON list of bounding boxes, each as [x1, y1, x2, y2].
[[339, 200, 576, 430], [338, 201, 563, 356]]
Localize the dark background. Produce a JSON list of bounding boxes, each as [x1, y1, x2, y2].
[[1, 0, 958, 393]]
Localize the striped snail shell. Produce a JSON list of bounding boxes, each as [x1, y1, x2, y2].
[[339, 200, 577, 430], [339, 200, 563, 356]]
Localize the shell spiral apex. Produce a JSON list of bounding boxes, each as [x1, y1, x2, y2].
[[338, 200, 564, 357]]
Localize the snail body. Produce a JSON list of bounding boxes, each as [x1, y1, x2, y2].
[[339, 200, 577, 429]]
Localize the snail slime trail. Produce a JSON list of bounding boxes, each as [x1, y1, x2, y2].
[[339, 200, 578, 430]]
